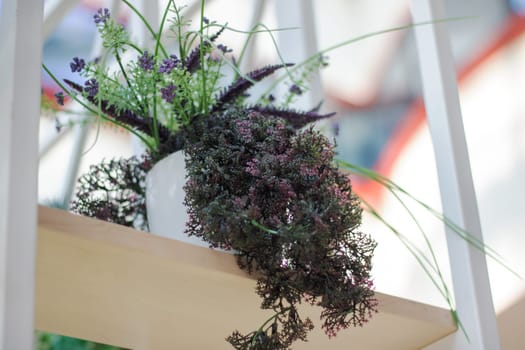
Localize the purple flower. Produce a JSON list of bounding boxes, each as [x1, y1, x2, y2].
[[289, 84, 302, 95], [54, 92, 65, 106], [84, 79, 99, 97], [217, 44, 232, 53], [55, 118, 62, 132], [235, 119, 253, 142], [94, 8, 110, 24], [158, 55, 180, 74], [332, 122, 340, 136], [160, 83, 176, 102], [203, 17, 210, 24], [245, 158, 260, 177], [138, 51, 154, 71], [70, 57, 86, 73]]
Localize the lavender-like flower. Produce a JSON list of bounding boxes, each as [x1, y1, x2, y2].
[[54, 92, 65, 106], [84, 78, 99, 97], [158, 55, 180, 74], [217, 44, 232, 53], [70, 57, 86, 73], [138, 51, 154, 71], [160, 83, 176, 102], [289, 84, 303, 95], [94, 8, 110, 24]]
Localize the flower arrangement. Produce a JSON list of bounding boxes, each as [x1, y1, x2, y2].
[[45, 2, 378, 349], [50, 5, 332, 162]]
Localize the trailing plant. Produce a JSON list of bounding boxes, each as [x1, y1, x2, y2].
[[184, 107, 377, 348]]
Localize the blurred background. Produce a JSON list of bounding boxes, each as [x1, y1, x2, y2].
[[33, 0, 525, 348]]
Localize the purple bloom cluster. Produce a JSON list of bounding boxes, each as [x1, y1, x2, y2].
[[235, 119, 253, 142], [54, 92, 65, 106], [160, 83, 176, 102], [289, 84, 303, 95], [217, 44, 232, 53], [70, 57, 86, 73], [138, 51, 154, 71], [94, 8, 110, 24], [84, 78, 99, 97], [158, 54, 180, 74]]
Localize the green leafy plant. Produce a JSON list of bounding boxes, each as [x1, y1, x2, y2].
[[36, 331, 125, 350], [44, 3, 332, 162]]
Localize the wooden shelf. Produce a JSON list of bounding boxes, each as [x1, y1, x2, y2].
[[36, 206, 456, 349]]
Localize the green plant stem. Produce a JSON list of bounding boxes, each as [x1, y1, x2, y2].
[[156, 0, 173, 58], [173, 4, 186, 59], [42, 63, 154, 150], [259, 17, 475, 102], [120, 0, 168, 57], [113, 50, 159, 147], [386, 186, 452, 302], [336, 159, 522, 279], [250, 307, 292, 347], [233, 23, 298, 80], [360, 197, 469, 339], [124, 42, 143, 55], [199, 0, 207, 113]]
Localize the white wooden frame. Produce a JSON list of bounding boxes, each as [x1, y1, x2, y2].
[[0, 0, 43, 349], [0, 0, 503, 348], [411, 1, 500, 349]]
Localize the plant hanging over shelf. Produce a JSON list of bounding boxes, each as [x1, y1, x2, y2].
[[44, 2, 377, 349], [43, 2, 521, 349]]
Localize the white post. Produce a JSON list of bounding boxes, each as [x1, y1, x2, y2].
[[0, 0, 43, 349], [275, 0, 322, 109], [128, 0, 159, 49], [411, 1, 500, 349], [43, 0, 81, 38]]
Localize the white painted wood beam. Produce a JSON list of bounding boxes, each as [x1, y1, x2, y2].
[[411, 1, 501, 349], [0, 0, 43, 348], [275, 0, 322, 110], [43, 0, 81, 39]]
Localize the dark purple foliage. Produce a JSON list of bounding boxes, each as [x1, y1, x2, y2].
[[184, 107, 377, 349], [71, 156, 152, 230], [214, 63, 293, 109], [248, 105, 336, 129], [184, 26, 226, 73]]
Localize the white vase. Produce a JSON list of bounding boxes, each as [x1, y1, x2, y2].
[[145, 151, 208, 247]]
